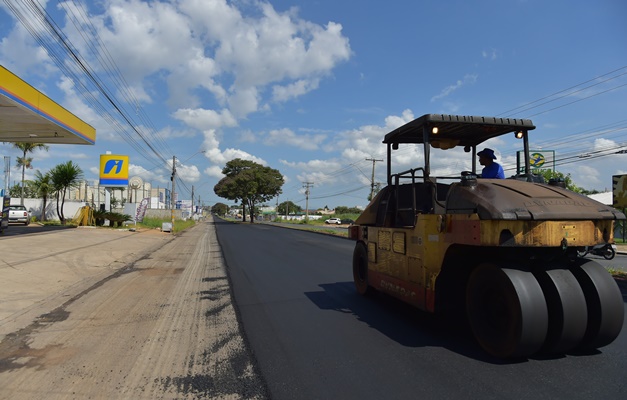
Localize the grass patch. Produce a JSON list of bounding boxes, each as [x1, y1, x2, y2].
[[313, 228, 348, 237], [607, 267, 627, 279], [134, 217, 196, 232], [139, 217, 170, 229]]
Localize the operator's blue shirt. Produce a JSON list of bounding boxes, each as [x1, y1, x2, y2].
[[481, 162, 505, 179]]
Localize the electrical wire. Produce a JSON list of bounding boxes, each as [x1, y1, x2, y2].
[[3, 0, 171, 170]]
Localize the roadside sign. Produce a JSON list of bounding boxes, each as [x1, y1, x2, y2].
[[99, 154, 129, 187], [613, 174, 627, 208], [517, 150, 555, 173]]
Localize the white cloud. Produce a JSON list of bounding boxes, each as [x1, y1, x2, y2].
[[128, 163, 168, 184], [178, 0, 351, 117], [204, 165, 224, 179], [575, 164, 602, 187], [154, 126, 197, 139], [593, 138, 618, 152], [482, 49, 498, 61], [201, 129, 266, 167], [238, 129, 258, 143], [264, 128, 326, 150], [172, 108, 237, 131], [176, 163, 202, 183], [272, 78, 320, 102], [227, 86, 260, 119], [1, 0, 352, 193], [431, 74, 478, 102], [333, 109, 415, 162], [51, 0, 351, 126], [0, 23, 51, 74], [280, 158, 344, 186]]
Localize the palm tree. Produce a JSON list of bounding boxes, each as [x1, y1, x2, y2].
[[12, 143, 50, 206], [32, 170, 54, 222], [50, 161, 83, 224]]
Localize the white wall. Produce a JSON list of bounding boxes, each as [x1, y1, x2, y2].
[[8, 198, 87, 222]]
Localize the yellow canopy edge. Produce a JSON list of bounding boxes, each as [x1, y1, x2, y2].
[[0, 65, 96, 145]]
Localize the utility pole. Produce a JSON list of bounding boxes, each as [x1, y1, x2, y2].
[[303, 182, 313, 222], [366, 158, 383, 200], [191, 185, 195, 218], [3, 156, 10, 195], [171, 156, 176, 231]]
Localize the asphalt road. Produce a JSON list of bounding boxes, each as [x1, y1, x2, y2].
[[215, 220, 627, 400], [579, 252, 627, 272]]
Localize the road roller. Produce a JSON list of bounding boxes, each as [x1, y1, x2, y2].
[[349, 114, 625, 358]]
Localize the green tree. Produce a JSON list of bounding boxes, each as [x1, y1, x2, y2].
[[214, 176, 243, 219], [536, 169, 588, 193], [12, 142, 49, 205], [211, 202, 229, 216], [214, 159, 284, 223], [8, 182, 37, 198], [32, 170, 54, 222], [334, 206, 363, 215], [277, 201, 301, 215], [335, 206, 349, 214], [50, 161, 84, 224]]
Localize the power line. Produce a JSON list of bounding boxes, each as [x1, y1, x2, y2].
[[498, 66, 627, 117], [4, 0, 172, 169]]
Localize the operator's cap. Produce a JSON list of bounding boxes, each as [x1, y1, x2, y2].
[[477, 148, 497, 160]]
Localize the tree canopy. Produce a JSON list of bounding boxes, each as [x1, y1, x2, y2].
[[50, 160, 84, 224], [334, 206, 363, 214], [277, 201, 301, 215], [211, 202, 229, 216], [536, 169, 599, 194], [32, 170, 54, 222], [12, 142, 49, 205], [214, 159, 284, 223]]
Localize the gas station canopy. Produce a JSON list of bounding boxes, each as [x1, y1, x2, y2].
[[0, 65, 96, 145]]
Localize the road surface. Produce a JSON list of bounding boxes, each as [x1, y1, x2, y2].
[[1, 218, 625, 399], [0, 221, 266, 399], [215, 219, 627, 400]]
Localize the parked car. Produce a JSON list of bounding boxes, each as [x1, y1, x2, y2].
[[340, 219, 354, 225], [9, 205, 30, 225], [325, 217, 342, 225]]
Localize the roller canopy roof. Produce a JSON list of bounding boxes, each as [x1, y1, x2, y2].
[[383, 114, 535, 148], [0, 65, 96, 145]]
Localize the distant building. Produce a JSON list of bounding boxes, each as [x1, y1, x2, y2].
[[588, 192, 624, 239], [588, 192, 612, 206]]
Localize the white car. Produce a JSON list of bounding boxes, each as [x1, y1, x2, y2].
[[9, 205, 30, 225], [325, 218, 342, 225]]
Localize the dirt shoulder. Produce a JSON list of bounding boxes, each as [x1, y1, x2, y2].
[[0, 226, 173, 339], [0, 220, 266, 399]]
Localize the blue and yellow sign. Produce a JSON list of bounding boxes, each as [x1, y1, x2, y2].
[[517, 150, 555, 173], [99, 154, 129, 187], [529, 152, 546, 168]]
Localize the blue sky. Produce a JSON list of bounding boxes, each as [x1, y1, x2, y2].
[[1, 0, 626, 210]]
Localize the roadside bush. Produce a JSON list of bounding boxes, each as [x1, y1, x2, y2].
[[93, 210, 107, 226], [106, 212, 132, 227]]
